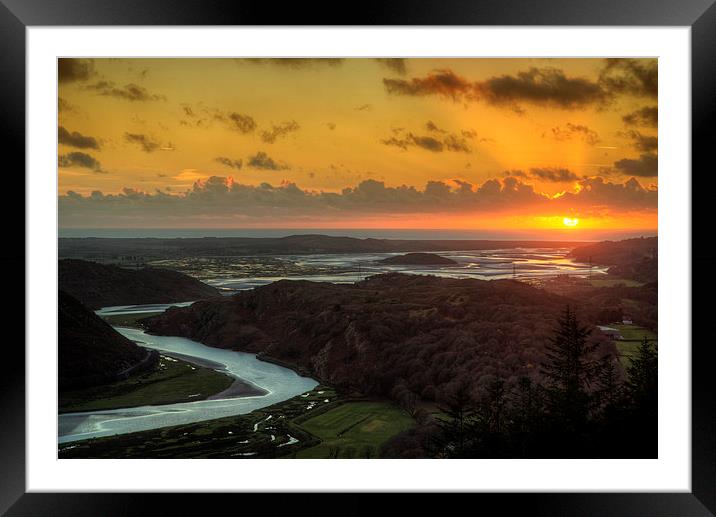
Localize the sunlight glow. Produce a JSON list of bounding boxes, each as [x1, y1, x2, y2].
[[563, 217, 579, 227]]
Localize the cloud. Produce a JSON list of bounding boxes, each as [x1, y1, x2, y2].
[[375, 58, 407, 75], [247, 151, 289, 170], [58, 126, 100, 150], [124, 132, 160, 153], [215, 111, 257, 133], [382, 127, 472, 153], [550, 123, 600, 145], [614, 153, 658, 177], [58, 59, 95, 83], [58, 151, 103, 172], [179, 103, 211, 128], [599, 59, 657, 98], [506, 167, 581, 183], [384, 69, 472, 100], [384, 67, 608, 109], [557, 176, 657, 210], [180, 106, 257, 133], [621, 130, 658, 152], [622, 106, 658, 127], [58, 98, 77, 114], [426, 120, 446, 133], [528, 167, 581, 182], [58, 175, 656, 226], [476, 68, 607, 109], [409, 135, 444, 152], [236, 58, 344, 68], [382, 133, 442, 152], [261, 120, 300, 143], [443, 134, 472, 153], [86, 81, 166, 102], [215, 156, 243, 170]]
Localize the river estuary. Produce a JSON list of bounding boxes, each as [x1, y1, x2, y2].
[[59, 247, 602, 444], [58, 305, 318, 444]]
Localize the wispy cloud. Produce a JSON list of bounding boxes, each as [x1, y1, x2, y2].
[[261, 120, 300, 143], [124, 132, 160, 153], [247, 151, 289, 170], [86, 81, 166, 102]]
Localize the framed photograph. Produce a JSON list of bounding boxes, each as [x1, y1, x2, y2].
[[3, 0, 714, 514]]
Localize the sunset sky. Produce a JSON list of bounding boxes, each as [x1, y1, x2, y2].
[[58, 58, 657, 235]]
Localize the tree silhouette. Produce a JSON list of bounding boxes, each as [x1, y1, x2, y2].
[[624, 336, 658, 450], [625, 336, 658, 406], [433, 382, 475, 458], [540, 306, 600, 436]]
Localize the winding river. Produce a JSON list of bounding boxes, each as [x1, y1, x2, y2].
[[58, 304, 318, 444]]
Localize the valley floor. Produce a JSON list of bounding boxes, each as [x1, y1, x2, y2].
[[58, 386, 415, 458]]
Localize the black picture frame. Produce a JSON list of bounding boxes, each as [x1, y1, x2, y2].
[[2, 0, 714, 514]]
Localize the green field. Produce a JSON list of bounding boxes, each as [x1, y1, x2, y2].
[[59, 354, 234, 413], [613, 324, 658, 367], [589, 278, 644, 288], [294, 401, 415, 458]]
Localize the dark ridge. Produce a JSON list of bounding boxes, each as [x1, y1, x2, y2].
[[59, 290, 157, 391], [59, 258, 221, 309], [142, 273, 616, 403], [569, 237, 657, 283], [58, 234, 590, 260]]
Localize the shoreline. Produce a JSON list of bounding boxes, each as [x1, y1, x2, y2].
[[58, 352, 236, 415]]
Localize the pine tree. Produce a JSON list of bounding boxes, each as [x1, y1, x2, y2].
[[433, 382, 475, 458], [594, 354, 622, 416], [510, 376, 544, 456], [623, 336, 658, 456], [625, 336, 658, 404], [477, 376, 508, 435], [540, 306, 600, 435], [472, 376, 511, 457]]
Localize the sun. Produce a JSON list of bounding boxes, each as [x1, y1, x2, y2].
[[563, 217, 579, 227]]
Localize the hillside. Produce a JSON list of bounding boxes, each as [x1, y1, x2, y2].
[[379, 253, 458, 265], [143, 273, 614, 404], [59, 259, 221, 309], [59, 290, 155, 391], [569, 237, 657, 283]]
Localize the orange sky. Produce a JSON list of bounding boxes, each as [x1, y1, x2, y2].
[[58, 58, 657, 234]]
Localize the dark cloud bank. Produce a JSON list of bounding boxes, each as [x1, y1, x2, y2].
[[383, 59, 657, 110], [59, 175, 656, 226]]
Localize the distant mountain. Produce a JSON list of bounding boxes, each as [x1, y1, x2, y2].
[[58, 234, 589, 260], [143, 273, 613, 403], [59, 259, 221, 309], [379, 253, 458, 266], [59, 290, 156, 391]]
